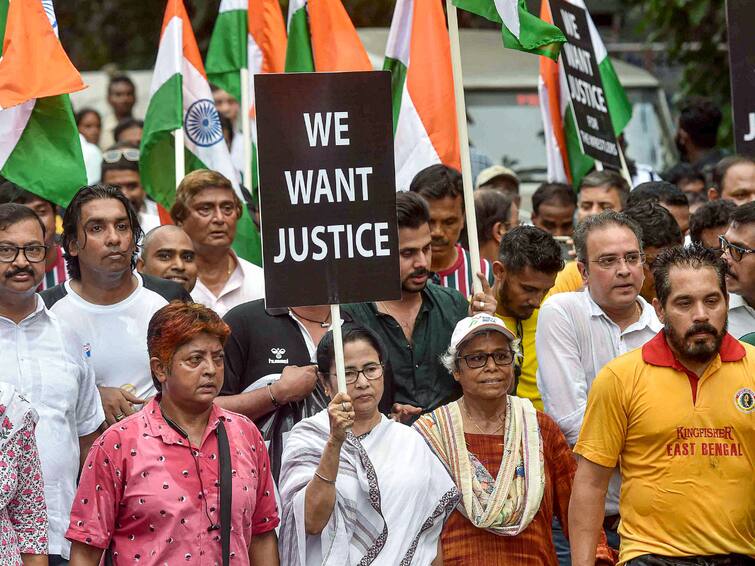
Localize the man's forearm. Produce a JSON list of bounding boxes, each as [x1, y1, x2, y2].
[[214, 388, 276, 420], [569, 460, 611, 566]]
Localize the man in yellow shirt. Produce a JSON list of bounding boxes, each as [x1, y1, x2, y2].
[[569, 245, 755, 566], [549, 170, 631, 296], [492, 226, 564, 410]]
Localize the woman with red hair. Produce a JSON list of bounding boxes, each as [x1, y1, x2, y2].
[[65, 301, 280, 565]]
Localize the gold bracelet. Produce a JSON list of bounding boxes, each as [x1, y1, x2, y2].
[[313, 471, 336, 485], [267, 383, 281, 408]]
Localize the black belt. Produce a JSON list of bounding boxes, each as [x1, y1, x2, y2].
[[627, 554, 755, 566]]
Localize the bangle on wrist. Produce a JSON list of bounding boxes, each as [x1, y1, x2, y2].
[[313, 471, 336, 484], [267, 383, 281, 408]]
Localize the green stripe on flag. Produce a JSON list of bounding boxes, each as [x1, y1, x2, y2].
[[1, 95, 87, 206], [206, 8, 247, 101], [383, 57, 407, 133], [0, 0, 8, 46], [599, 57, 632, 134], [285, 7, 315, 72]]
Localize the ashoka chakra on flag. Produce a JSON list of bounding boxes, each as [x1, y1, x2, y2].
[[184, 99, 224, 147]]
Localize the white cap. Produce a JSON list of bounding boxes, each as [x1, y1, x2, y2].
[[450, 314, 516, 351], [475, 165, 519, 189]]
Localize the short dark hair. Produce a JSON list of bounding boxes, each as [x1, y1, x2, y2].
[[653, 244, 726, 307], [409, 164, 463, 202], [624, 201, 683, 249], [396, 191, 430, 230], [689, 200, 737, 245], [74, 107, 101, 127], [474, 189, 513, 244], [532, 182, 577, 215], [62, 184, 143, 280], [627, 181, 688, 209], [498, 225, 564, 275], [0, 203, 46, 239], [579, 170, 630, 208], [730, 201, 755, 227], [713, 155, 755, 193], [316, 324, 388, 377], [0, 179, 55, 214], [113, 118, 143, 143], [108, 74, 135, 95], [101, 141, 140, 177], [664, 162, 705, 187], [678, 97, 722, 149], [574, 210, 643, 264]]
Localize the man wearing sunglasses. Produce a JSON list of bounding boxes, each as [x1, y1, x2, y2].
[[536, 211, 663, 552], [101, 142, 171, 234], [721, 202, 755, 339], [0, 203, 104, 565]]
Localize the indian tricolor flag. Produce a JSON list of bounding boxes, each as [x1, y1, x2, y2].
[[538, 0, 631, 185], [384, 0, 460, 190], [285, 0, 371, 72], [140, 0, 260, 264], [453, 0, 565, 60], [0, 0, 87, 205]]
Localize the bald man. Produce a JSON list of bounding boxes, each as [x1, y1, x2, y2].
[[137, 225, 198, 293]]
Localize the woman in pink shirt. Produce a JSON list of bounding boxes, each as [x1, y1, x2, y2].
[[66, 302, 279, 565]]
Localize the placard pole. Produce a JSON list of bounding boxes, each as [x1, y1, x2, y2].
[[330, 304, 347, 394], [446, 0, 483, 295], [617, 143, 633, 188], [174, 127, 185, 188], [240, 67, 253, 188]]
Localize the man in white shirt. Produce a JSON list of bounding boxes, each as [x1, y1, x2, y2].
[[41, 185, 189, 427], [721, 202, 755, 339], [536, 210, 662, 547], [171, 169, 264, 316], [0, 203, 105, 564]]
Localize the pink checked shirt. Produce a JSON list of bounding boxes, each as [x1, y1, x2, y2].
[[66, 399, 279, 564]]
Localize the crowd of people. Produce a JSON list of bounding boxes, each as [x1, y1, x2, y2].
[[0, 78, 752, 566]]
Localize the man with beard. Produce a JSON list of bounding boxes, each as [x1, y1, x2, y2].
[[537, 211, 663, 551], [570, 245, 754, 566], [721, 201, 755, 339], [343, 191, 496, 420], [492, 225, 564, 410], [668, 96, 725, 183]]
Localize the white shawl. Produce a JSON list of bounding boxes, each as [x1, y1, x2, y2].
[[279, 410, 460, 566]]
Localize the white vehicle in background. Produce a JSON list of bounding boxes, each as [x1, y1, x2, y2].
[[73, 28, 675, 213]]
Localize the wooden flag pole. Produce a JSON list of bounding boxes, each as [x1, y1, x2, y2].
[[173, 21, 185, 189], [446, 0, 483, 295], [330, 304, 348, 394], [240, 67, 254, 188]]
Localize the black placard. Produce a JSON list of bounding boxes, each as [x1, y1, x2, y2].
[[255, 71, 401, 308], [550, 0, 621, 168], [726, 0, 755, 157]]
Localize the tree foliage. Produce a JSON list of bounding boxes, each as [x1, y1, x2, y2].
[[625, 0, 732, 147]]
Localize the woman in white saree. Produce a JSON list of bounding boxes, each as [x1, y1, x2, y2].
[[279, 324, 460, 566]]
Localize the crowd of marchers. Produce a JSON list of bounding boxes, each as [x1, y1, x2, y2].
[[0, 80, 752, 566]]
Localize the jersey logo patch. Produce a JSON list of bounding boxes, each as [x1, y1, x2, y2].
[[269, 347, 289, 364], [734, 387, 754, 413]]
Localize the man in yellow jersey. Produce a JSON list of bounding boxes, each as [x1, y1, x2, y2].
[[569, 245, 754, 566], [548, 170, 630, 296], [491, 226, 564, 410]]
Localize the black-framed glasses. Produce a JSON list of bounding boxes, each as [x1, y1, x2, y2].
[[334, 363, 384, 385], [590, 251, 645, 270], [720, 235, 754, 262], [458, 350, 515, 369], [0, 244, 48, 263], [102, 147, 140, 163]]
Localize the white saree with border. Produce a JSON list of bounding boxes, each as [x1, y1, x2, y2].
[[279, 410, 460, 566]]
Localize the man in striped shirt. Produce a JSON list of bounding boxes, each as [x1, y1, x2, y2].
[[0, 179, 67, 290], [410, 164, 494, 298]]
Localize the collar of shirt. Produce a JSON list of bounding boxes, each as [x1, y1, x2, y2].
[[585, 289, 662, 334], [729, 293, 754, 312], [0, 294, 48, 326], [434, 244, 465, 278], [642, 329, 746, 371], [141, 398, 226, 449], [369, 286, 435, 318]]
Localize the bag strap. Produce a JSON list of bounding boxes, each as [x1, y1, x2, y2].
[[217, 420, 232, 566]]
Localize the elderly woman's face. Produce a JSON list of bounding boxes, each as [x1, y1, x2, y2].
[[453, 332, 514, 401], [325, 339, 384, 419], [158, 332, 225, 407]]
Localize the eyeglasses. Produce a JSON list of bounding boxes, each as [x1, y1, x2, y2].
[[458, 350, 514, 369], [102, 147, 140, 163], [333, 363, 384, 385], [589, 252, 645, 270], [719, 236, 754, 262], [0, 244, 48, 263]]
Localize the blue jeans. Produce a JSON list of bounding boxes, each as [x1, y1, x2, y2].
[[552, 517, 620, 565]]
